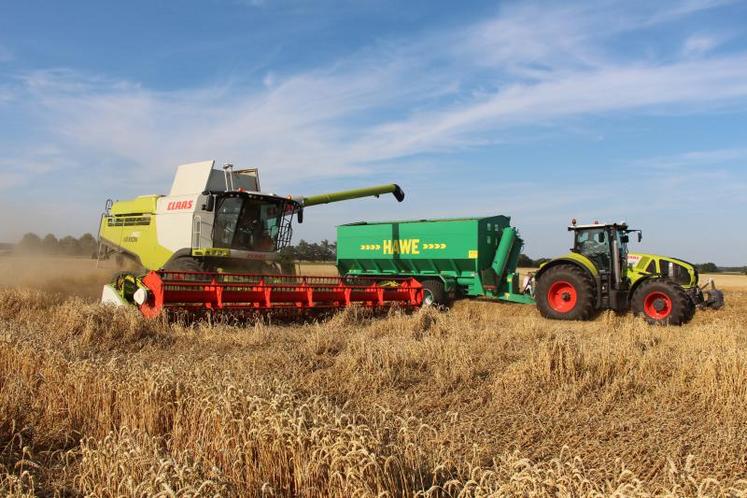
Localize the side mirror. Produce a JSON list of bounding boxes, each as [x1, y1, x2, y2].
[[202, 194, 215, 212], [297, 208, 304, 223], [638, 232, 642, 243]]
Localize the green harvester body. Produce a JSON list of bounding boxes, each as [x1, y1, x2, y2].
[[336, 215, 534, 304]]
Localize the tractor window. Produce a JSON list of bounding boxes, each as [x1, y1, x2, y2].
[[659, 260, 691, 285], [576, 229, 608, 256], [660, 260, 670, 276], [646, 260, 657, 273], [575, 228, 610, 272], [671, 262, 692, 285]]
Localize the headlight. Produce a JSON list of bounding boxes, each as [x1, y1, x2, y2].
[[133, 288, 149, 305]]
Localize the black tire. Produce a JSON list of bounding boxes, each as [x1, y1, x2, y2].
[[535, 264, 595, 321], [631, 279, 692, 326], [420, 279, 447, 307], [685, 296, 697, 322], [164, 256, 206, 272], [704, 289, 725, 310]]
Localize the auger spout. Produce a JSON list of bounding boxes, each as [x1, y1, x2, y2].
[[301, 184, 405, 207]]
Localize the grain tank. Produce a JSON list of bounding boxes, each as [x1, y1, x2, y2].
[[336, 215, 534, 305]]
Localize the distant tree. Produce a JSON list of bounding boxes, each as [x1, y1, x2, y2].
[[17, 233, 42, 253], [315, 239, 336, 261], [518, 254, 536, 267], [697, 262, 719, 273], [58, 236, 82, 256], [41, 234, 59, 255], [78, 233, 98, 257], [278, 239, 337, 261], [517, 254, 549, 268]]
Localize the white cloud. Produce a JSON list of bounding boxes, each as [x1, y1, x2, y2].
[[632, 147, 747, 170], [682, 34, 722, 56], [16, 47, 747, 195], [357, 55, 747, 159], [233, 0, 266, 7], [12, 2, 742, 188]]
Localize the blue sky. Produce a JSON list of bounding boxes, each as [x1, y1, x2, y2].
[[1, 0, 746, 264]]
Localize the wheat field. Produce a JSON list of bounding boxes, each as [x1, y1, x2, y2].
[[1, 257, 746, 497]]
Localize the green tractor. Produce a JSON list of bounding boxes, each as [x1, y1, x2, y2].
[[534, 221, 723, 325]]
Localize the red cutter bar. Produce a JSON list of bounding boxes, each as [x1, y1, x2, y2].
[[137, 270, 424, 318]]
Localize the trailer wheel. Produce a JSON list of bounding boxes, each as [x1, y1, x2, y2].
[[535, 264, 595, 320], [632, 279, 692, 325], [420, 279, 447, 307]]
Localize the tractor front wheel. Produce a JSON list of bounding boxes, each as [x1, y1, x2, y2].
[[535, 265, 595, 321], [632, 279, 692, 326]]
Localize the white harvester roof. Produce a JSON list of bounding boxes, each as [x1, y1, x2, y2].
[[169, 160, 261, 196]]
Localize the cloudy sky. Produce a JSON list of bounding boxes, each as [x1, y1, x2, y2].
[[1, 0, 746, 264]]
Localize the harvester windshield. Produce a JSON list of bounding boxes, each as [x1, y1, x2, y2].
[[213, 193, 296, 252]]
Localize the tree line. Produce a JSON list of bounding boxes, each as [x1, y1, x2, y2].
[[278, 240, 336, 261], [15, 233, 99, 257]]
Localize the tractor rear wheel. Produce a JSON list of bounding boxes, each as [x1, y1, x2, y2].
[[631, 279, 692, 326], [535, 265, 595, 320]]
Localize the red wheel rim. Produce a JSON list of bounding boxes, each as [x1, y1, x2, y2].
[[643, 291, 672, 320], [547, 280, 577, 313]]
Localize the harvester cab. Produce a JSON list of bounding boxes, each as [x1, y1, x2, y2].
[[534, 220, 723, 325]]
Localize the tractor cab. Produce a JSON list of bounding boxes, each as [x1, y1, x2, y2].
[[569, 221, 641, 280], [566, 221, 643, 312]]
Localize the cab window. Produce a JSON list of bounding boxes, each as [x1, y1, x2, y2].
[[575, 228, 611, 271], [646, 260, 657, 273], [575, 229, 608, 256], [213, 197, 285, 252]]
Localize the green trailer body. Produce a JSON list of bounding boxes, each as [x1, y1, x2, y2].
[[336, 215, 534, 304]]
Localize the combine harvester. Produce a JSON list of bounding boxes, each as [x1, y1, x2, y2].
[[98, 161, 422, 317]]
